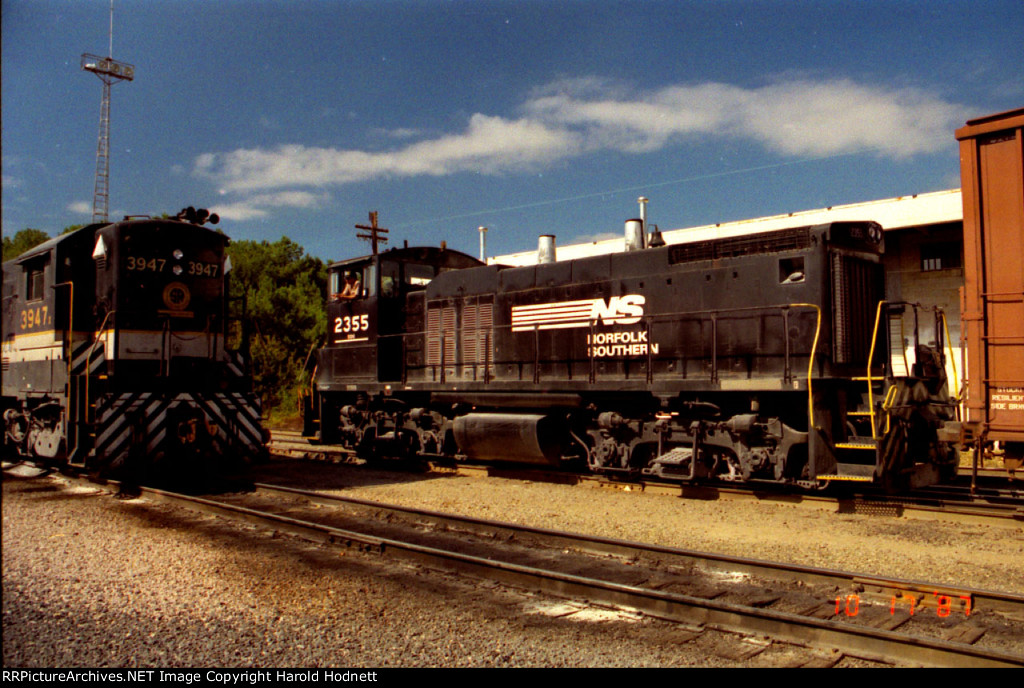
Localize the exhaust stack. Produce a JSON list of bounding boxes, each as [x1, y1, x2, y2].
[[626, 196, 650, 251], [537, 235, 557, 263], [625, 219, 645, 251]]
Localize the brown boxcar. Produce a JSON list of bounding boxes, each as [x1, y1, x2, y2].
[[956, 107, 1024, 465]]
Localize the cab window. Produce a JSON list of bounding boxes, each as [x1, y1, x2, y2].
[[380, 262, 399, 298], [363, 264, 378, 298], [405, 263, 435, 289], [25, 261, 47, 302]]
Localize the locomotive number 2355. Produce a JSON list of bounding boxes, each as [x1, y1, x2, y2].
[[334, 314, 370, 334]]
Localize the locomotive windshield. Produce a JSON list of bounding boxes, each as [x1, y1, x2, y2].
[[405, 263, 434, 287], [330, 259, 439, 300]]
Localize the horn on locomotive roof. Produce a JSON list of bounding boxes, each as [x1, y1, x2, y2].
[[537, 235, 557, 264], [175, 206, 220, 226]]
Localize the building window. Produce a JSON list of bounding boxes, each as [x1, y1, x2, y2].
[[921, 242, 961, 272]]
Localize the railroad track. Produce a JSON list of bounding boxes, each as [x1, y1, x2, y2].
[[266, 432, 1024, 527], [46, 469, 1022, 668]]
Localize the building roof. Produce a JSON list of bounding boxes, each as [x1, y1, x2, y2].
[[490, 188, 964, 267]]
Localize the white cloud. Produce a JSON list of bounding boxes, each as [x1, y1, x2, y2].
[[210, 190, 328, 221], [196, 114, 580, 193], [524, 78, 961, 159], [67, 201, 92, 215], [194, 77, 963, 211]]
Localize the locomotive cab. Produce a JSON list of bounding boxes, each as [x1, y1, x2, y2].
[[308, 246, 483, 441]]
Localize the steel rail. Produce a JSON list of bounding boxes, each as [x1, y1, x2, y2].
[[252, 482, 1024, 618], [16, 466, 1024, 667], [10, 464, 1018, 669], [264, 437, 1024, 526], [125, 481, 1022, 667]]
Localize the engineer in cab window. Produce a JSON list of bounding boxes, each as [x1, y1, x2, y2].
[[340, 271, 361, 299]]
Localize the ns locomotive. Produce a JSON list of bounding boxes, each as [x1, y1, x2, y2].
[[303, 219, 960, 489], [2, 211, 266, 477]]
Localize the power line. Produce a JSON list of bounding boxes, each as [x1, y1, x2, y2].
[[392, 149, 870, 229]]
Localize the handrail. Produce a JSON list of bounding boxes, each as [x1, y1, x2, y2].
[[84, 309, 116, 424], [865, 301, 888, 439], [940, 311, 960, 402], [881, 384, 898, 436], [786, 303, 823, 430], [863, 301, 956, 439], [53, 281, 74, 458]]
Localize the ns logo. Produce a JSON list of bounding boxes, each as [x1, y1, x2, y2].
[[590, 295, 645, 325], [511, 294, 647, 331]]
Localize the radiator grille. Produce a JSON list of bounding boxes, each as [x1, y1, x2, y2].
[[831, 253, 881, 364]]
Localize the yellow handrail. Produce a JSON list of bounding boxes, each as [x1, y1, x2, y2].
[[865, 301, 888, 439], [881, 384, 898, 436], [53, 281, 74, 458], [84, 309, 115, 431], [786, 303, 822, 429], [940, 311, 960, 401]]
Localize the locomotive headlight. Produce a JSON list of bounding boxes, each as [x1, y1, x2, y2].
[[173, 265, 184, 275], [173, 249, 184, 260]]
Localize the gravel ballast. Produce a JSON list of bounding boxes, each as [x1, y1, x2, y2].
[[255, 460, 1024, 595], [4, 461, 1021, 668]]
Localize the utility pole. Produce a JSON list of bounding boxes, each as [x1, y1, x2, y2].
[[355, 211, 389, 255]]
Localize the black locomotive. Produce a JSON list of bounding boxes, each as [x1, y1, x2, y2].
[[303, 219, 959, 489], [2, 211, 265, 477]]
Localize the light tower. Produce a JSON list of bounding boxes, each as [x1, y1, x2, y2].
[[81, 1, 134, 223]]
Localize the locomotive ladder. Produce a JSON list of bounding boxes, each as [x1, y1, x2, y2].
[[831, 303, 959, 481], [824, 302, 907, 481]]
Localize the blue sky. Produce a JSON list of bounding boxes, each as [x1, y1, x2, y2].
[[3, 0, 1022, 262]]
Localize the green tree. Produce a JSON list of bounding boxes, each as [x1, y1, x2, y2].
[[2, 228, 51, 262], [226, 237, 327, 417]]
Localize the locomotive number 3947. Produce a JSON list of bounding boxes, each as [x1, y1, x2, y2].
[[334, 314, 370, 334]]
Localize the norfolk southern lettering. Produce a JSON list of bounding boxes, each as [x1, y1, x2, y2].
[[586, 329, 659, 357]]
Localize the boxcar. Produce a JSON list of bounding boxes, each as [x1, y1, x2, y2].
[[956, 107, 1024, 468]]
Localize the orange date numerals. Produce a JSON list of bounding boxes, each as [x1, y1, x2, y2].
[[888, 592, 972, 617], [834, 594, 860, 617]]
